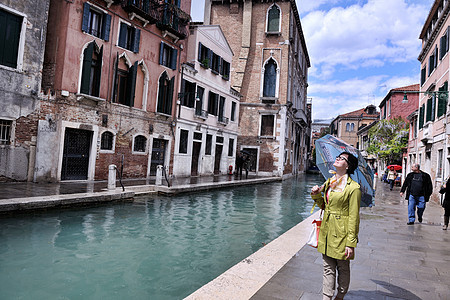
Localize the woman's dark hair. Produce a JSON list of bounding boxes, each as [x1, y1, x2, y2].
[[340, 151, 358, 174]]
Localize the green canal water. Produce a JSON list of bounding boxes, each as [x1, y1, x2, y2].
[[0, 174, 323, 300]]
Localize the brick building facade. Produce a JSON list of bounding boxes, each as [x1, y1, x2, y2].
[[35, 0, 193, 182], [205, 0, 311, 177], [330, 105, 379, 148], [379, 84, 419, 121]]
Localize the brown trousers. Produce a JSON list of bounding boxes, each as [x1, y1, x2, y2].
[[322, 254, 351, 299]]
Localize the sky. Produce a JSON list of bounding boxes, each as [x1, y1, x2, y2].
[[190, 0, 435, 121]]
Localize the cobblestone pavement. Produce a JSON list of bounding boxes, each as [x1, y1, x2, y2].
[[252, 180, 450, 300]]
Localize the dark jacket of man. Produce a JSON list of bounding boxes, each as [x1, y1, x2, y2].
[[400, 171, 433, 202]]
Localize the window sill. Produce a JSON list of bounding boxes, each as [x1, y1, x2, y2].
[[132, 151, 147, 155], [260, 97, 277, 104], [99, 149, 115, 154], [258, 135, 275, 139], [76, 93, 106, 102], [156, 112, 172, 118], [265, 31, 281, 36], [0, 64, 23, 73]]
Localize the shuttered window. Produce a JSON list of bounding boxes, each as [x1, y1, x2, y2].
[[113, 59, 137, 107], [440, 28, 448, 60], [159, 42, 177, 70], [419, 104, 424, 129], [437, 82, 448, 118], [157, 72, 174, 115], [81, 3, 111, 41], [181, 79, 196, 108], [80, 42, 103, 97], [426, 97, 434, 122], [421, 67, 426, 86], [118, 22, 140, 53], [208, 92, 218, 116], [198, 42, 211, 68], [0, 9, 22, 68]]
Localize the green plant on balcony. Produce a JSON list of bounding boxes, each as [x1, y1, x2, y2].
[[201, 58, 210, 68]]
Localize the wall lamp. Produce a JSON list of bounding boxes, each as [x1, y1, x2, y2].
[[402, 90, 448, 103]]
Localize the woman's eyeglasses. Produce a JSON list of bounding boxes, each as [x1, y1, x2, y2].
[[336, 156, 349, 164]]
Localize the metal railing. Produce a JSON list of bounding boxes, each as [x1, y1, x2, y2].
[[123, 0, 160, 24], [157, 3, 190, 39], [218, 115, 229, 125], [195, 109, 209, 119]]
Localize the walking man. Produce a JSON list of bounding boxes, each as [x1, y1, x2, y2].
[[400, 164, 433, 225]]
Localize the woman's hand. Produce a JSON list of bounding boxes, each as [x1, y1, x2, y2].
[[345, 247, 354, 259], [311, 185, 321, 195]]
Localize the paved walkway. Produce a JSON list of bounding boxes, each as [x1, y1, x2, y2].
[[0, 175, 280, 212], [251, 181, 450, 300]]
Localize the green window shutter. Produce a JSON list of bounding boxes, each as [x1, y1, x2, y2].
[[157, 74, 165, 113], [118, 23, 128, 48], [426, 98, 432, 122], [93, 45, 103, 97], [419, 105, 424, 129], [111, 52, 119, 102], [82, 3, 90, 33], [432, 95, 436, 121], [132, 28, 140, 53], [159, 42, 164, 65], [170, 48, 177, 70], [126, 61, 138, 107], [80, 43, 94, 95], [102, 14, 111, 41], [198, 42, 202, 61], [166, 76, 174, 115]]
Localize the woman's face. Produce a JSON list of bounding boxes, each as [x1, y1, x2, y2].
[[333, 153, 349, 170]]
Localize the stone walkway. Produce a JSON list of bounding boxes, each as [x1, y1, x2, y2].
[[251, 181, 450, 299]]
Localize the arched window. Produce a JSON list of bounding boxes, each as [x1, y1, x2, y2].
[[263, 58, 277, 97], [133, 135, 147, 152], [80, 41, 103, 97], [267, 5, 280, 33], [100, 131, 114, 150], [113, 54, 137, 107], [157, 72, 174, 115]]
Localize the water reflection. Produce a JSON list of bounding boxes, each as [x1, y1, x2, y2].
[[0, 174, 323, 300]]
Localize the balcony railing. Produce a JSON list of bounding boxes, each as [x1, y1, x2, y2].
[[123, 0, 160, 24], [194, 109, 208, 120], [157, 3, 190, 40], [218, 115, 229, 125]]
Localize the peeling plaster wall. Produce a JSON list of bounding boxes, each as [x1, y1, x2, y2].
[[0, 0, 50, 181]]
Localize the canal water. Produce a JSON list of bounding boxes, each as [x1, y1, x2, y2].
[[0, 174, 323, 300]]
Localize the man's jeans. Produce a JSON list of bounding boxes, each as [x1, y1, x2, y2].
[[408, 195, 426, 223]]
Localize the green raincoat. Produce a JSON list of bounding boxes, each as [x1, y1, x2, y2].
[[311, 176, 361, 260]]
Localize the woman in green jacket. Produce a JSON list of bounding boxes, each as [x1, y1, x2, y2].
[[311, 151, 361, 300]]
